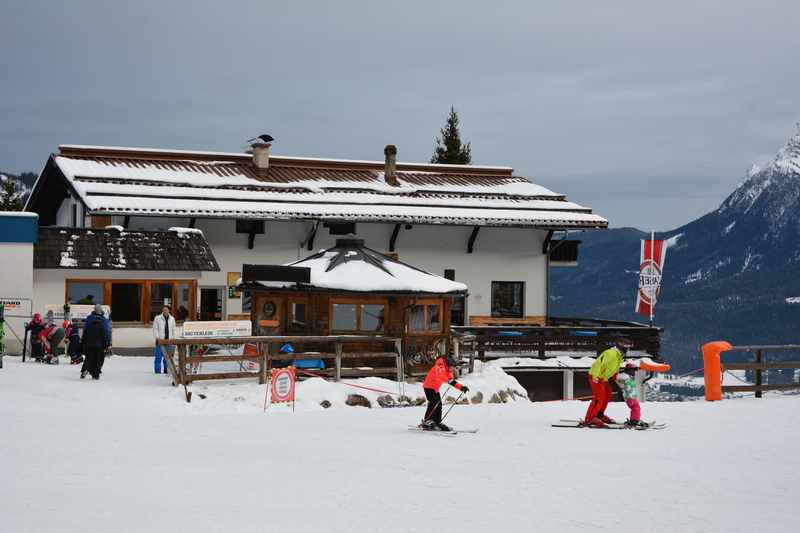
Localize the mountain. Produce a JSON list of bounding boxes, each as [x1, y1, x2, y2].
[[551, 130, 800, 372], [0, 171, 36, 207]]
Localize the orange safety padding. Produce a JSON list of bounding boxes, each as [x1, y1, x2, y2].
[[702, 341, 732, 401], [639, 361, 671, 373]]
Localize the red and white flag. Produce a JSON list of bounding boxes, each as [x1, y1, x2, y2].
[[635, 233, 666, 320]]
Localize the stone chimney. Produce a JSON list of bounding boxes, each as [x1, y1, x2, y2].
[[383, 144, 398, 186], [251, 139, 272, 174]]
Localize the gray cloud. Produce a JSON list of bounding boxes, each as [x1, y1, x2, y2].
[[1, 0, 798, 229]]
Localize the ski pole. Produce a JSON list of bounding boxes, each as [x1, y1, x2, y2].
[[440, 390, 465, 423]]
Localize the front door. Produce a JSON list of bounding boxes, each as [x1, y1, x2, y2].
[[254, 295, 283, 335], [199, 287, 224, 321]]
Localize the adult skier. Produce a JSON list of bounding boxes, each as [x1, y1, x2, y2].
[[80, 305, 112, 380], [420, 355, 469, 431], [583, 338, 633, 427]]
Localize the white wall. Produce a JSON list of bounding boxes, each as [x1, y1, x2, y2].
[[33, 269, 199, 349], [128, 217, 549, 320], [1, 243, 34, 354], [55, 195, 84, 227]]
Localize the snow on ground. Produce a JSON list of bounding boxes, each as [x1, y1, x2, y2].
[[2, 357, 799, 533]]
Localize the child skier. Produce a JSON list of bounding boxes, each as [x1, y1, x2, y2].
[[616, 363, 645, 428], [420, 355, 469, 431]]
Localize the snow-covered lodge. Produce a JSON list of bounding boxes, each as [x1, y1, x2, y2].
[[22, 140, 609, 353]]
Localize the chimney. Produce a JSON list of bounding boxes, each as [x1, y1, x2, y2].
[[383, 144, 398, 186], [251, 139, 272, 174]]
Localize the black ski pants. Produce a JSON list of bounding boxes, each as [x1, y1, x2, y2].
[[83, 346, 106, 378], [424, 388, 442, 424]]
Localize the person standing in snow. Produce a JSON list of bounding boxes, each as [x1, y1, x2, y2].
[[25, 313, 46, 362], [616, 362, 645, 428], [583, 338, 633, 427], [152, 305, 176, 374], [81, 304, 112, 380], [420, 355, 469, 431]]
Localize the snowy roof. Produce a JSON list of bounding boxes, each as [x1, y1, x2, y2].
[[248, 238, 468, 294], [34, 227, 220, 271], [27, 145, 607, 229]]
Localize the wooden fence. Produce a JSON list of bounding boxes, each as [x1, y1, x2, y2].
[[160, 335, 403, 402], [721, 344, 800, 398]]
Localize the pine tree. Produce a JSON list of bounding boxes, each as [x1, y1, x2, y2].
[[0, 177, 23, 211], [431, 106, 472, 164]]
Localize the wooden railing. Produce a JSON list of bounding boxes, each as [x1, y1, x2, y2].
[[451, 317, 662, 363], [160, 335, 403, 402], [721, 345, 800, 398]]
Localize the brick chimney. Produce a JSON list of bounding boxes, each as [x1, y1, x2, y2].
[[251, 139, 272, 174], [383, 144, 398, 186]]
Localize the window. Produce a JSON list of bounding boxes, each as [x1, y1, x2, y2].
[[408, 299, 443, 333], [288, 300, 308, 335], [175, 282, 191, 321], [71, 204, 77, 227], [65, 279, 196, 324], [491, 281, 524, 318], [451, 296, 466, 326], [331, 300, 386, 333], [111, 283, 142, 322], [67, 282, 104, 305], [149, 283, 173, 321]]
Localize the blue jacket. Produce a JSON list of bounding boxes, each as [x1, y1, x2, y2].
[[82, 312, 112, 349]]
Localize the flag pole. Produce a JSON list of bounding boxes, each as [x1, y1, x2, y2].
[[649, 231, 655, 327]]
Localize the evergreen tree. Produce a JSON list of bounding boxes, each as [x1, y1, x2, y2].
[[0, 177, 23, 211], [431, 106, 472, 164]]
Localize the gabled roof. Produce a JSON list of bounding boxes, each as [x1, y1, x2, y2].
[[34, 226, 220, 271], [26, 144, 608, 229], [248, 238, 467, 294]]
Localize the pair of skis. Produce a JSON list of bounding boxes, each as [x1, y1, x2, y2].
[[552, 419, 666, 430], [407, 425, 479, 437]]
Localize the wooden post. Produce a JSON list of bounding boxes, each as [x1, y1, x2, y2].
[[335, 341, 342, 382], [258, 342, 266, 385], [178, 344, 191, 402], [468, 338, 475, 374], [395, 339, 403, 383], [755, 349, 763, 399]]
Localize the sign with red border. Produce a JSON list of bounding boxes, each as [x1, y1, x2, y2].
[[271, 367, 296, 404]]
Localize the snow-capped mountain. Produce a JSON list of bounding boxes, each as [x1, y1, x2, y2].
[[0, 171, 35, 206], [551, 129, 800, 372]]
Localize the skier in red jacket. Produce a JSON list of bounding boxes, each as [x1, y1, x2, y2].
[[420, 355, 469, 431]]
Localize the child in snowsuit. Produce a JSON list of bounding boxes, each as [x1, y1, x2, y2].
[[584, 338, 633, 427], [67, 319, 83, 365], [616, 363, 645, 428], [26, 314, 46, 362], [421, 355, 469, 431]]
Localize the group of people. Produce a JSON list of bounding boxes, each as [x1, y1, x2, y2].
[[25, 305, 112, 379], [584, 337, 644, 428], [418, 337, 644, 432]]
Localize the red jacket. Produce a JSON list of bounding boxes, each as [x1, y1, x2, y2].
[[423, 357, 463, 391]]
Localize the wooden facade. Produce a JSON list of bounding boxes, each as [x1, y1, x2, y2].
[[248, 288, 458, 373]]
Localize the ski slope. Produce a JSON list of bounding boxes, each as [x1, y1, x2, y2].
[[2, 356, 798, 533]]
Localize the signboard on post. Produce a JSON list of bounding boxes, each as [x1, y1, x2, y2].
[[181, 320, 252, 339], [270, 367, 296, 408], [0, 298, 32, 317]]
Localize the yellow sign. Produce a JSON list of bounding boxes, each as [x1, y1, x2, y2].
[[227, 272, 241, 299]]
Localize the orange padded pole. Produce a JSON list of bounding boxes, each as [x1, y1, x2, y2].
[[702, 341, 732, 401]]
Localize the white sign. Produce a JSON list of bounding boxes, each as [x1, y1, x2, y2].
[[46, 304, 111, 321], [181, 320, 252, 339], [0, 297, 33, 317]]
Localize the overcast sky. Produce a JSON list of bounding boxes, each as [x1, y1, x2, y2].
[[2, 0, 798, 230]]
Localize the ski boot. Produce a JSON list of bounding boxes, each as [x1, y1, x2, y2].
[[598, 414, 617, 425], [586, 418, 606, 428], [420, 420, 437, 431], [436, 423, 452, 432]]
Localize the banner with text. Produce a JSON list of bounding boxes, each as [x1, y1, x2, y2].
[[181, 320, 252, 339], [635, 236, 667, 319]]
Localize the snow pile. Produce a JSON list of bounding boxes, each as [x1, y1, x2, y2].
[[186, 360, 526, 412], [168, 226, 204, 237]]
